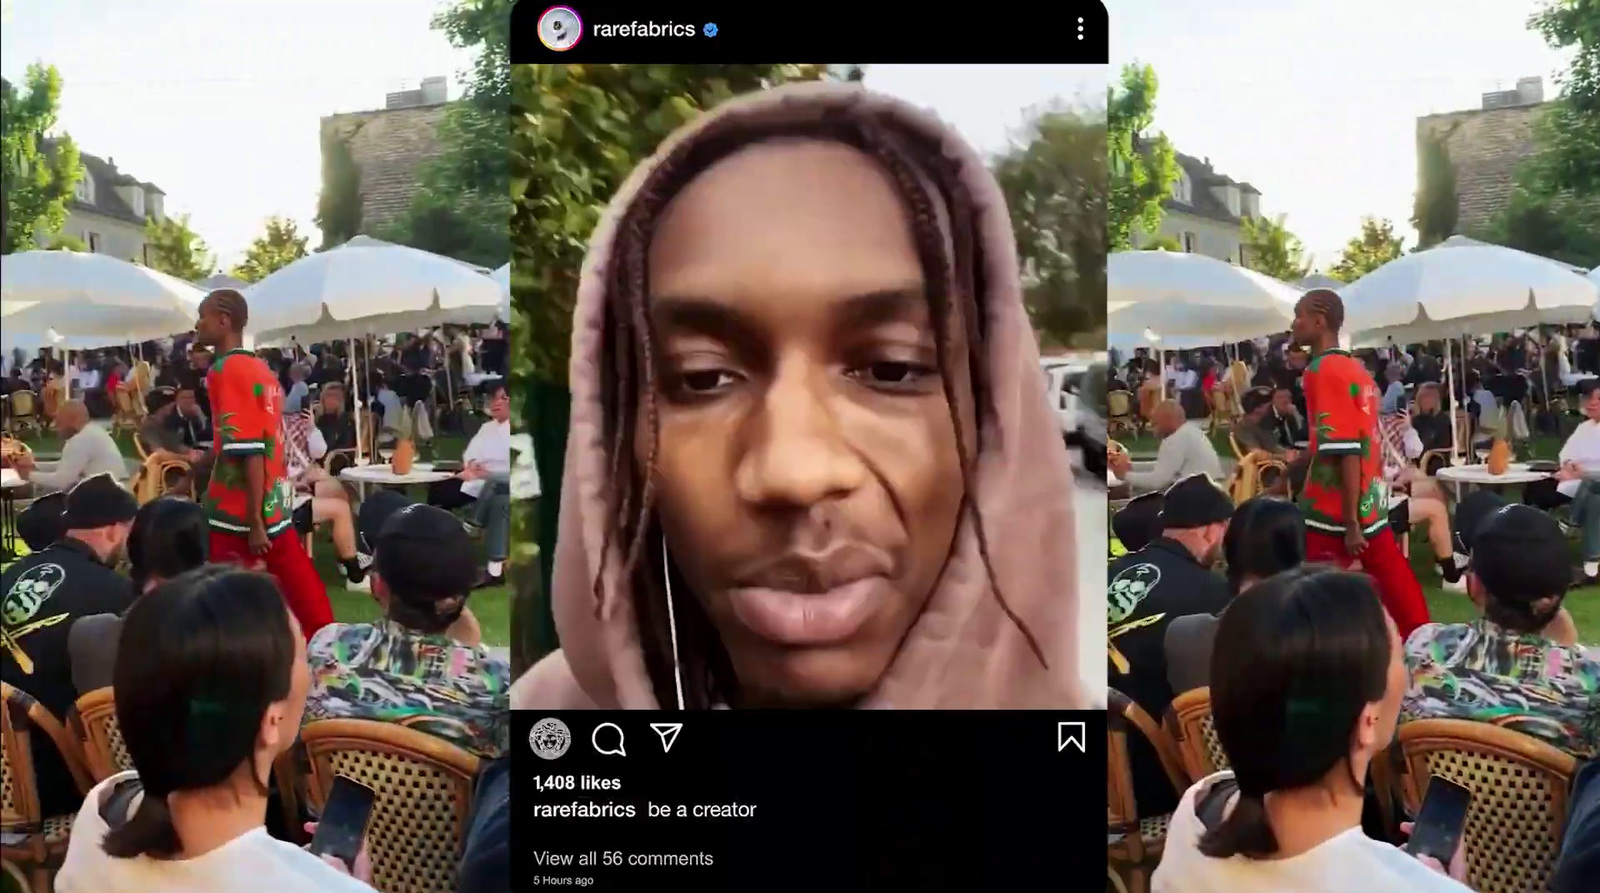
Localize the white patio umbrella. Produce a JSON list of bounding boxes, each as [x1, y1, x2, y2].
[[1590, 265, 1599, 286], [1295, 273, 1344, 291], [1, 250, 203, 343], [245, 243, 503, 344], [1343, 245, 1599, 346], [1431, 234, 1589, 273], [196, 273, 251, 291], [1108, 251, 1300, 347], [491, 263, 511, 323], [341, 235, 493, 274]]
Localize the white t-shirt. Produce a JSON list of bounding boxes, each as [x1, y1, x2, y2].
[[56, 772, 374, 893], [460, 418, 511, 499], [1153, 772, 1471, 893], [1559, 419, 1600, 497]]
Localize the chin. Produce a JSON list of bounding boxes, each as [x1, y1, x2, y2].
[[731, 648, 893, 709]]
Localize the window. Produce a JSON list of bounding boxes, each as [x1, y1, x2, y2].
[[88, 232, 102, 253], [74, 175, 95, 205], [1183, 232, 1197, 253], [129, 189, 145, 218], [1171, 170, 1192, 204]]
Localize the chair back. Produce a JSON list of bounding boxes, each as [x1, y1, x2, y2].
[[300, 719, 480, 893], [134, 455, 191, 504], [1164, 687, 1229, 783], [2, 683, 91, 834], [1107, 689, 1186, 864], [10, 390, 37, 420], [40, 381, 62, 419], [1108, 389, 1133, 420], [73, 687, 133, 782], [1397, 718, 1577, 893]]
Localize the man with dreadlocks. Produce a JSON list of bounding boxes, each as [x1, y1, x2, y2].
[[512, 83, 1084, 711], [1291, 289, 1428, 638], [193, 288, 333, 638]]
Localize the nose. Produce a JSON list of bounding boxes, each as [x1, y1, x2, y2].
[[734, 357, 867, 510]]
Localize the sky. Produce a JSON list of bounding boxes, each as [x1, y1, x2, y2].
[[1109, 0, 1573, 269], [0, 0, 474, 268], [866, 64, 1106, 156]]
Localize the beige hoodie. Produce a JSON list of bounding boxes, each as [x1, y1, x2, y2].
[[513, 82, 1086, 710]]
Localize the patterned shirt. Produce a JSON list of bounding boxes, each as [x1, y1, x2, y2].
[[305, 620, 510, 759], [1403, 619, 1600, 759], [1299, 349, 1387, 536], [205, 350, 291, 536]]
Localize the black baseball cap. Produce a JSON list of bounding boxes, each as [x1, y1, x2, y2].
[[1160, 473, 1235, 530], [359, 491, 478, 603], [1452, 490, 1507, 555], [62, 474, 139, 530], [1469, 503, 1570, 604]]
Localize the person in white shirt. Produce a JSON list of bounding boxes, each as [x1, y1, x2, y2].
[[1153, 567, 1471, 893], [1380, 363, 1407, 414], [1106, 401, 1223, 495], [1525, 379, 1600, 582], [429, 381, 512, 586], [11, 401, 128, 494], [55, 567, 377, 893], [282, 363, 310, 414]]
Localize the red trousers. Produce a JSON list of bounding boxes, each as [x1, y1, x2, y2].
[[209, 530, 334, 639], [1305, 526, 1430, 640]]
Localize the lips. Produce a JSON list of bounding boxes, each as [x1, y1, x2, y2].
[[725, 575, 889, 646]]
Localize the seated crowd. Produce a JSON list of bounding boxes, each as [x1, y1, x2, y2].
[[1110, 475, 1598, 892], [0, 475, 511, 892]]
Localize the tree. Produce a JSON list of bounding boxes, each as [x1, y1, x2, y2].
[[1108, 63, 1179, 252], [1328, 217, 1405, 282], [1480, 187, 1600, 268], [314, 127, 362, 250], [230, 216, 308, 283], [1412, 130, 1459, 247], [143, 214, 215, 281], [511, 64, 831, 387], [381, 0, 512, 268], [2, 65, 85, 254], [45, 232, 84, 251], [1240, 214, 1310, 281], [1140, 235, 1183, 251], [992, 102, 1106, 347], [1524, 0, 1599, 197]]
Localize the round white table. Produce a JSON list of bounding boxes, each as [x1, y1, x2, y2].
[[1434, 462, 1550, 499], [339, 462, 454, 490]]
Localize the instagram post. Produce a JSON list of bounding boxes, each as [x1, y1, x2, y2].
[[3, 2, 512, 892], [508, 0, 1110, 887], [1106, 2, 1598, 893]]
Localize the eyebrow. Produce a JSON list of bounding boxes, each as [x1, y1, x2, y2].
[[651, 288, 930, 344]]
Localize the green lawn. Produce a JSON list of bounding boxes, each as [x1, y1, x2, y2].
[[8, 428, 510, 648]]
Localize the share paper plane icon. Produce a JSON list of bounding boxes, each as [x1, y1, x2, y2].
[[650, 722, 683, 753]]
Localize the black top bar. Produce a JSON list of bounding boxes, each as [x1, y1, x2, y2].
[[511, 1, 1109, 64]]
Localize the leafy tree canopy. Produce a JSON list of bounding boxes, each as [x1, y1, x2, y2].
[[2, 64, 85, 254], [1329, 216, 1405, 283], [230, 216, 308, 283], [1108, 63, 1178, 252]]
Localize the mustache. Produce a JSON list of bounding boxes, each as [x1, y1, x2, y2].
[[731, 542, 894, 594]]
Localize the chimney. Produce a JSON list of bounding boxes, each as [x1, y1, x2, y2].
[[107, 157, 115, 170], [420, 76, 448, 105], [1516, 76, 1544, 105]]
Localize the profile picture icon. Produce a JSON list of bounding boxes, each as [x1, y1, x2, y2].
[[529, 717, 573, 760], [538, 6, 583, 52]]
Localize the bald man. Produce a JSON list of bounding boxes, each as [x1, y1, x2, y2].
[[1107, 400, 1224, 495], [12, 400, 129, 493]]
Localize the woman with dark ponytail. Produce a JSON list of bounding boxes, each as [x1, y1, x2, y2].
[[55, 566, 374, 891], [1153, 567, 1470, 891]]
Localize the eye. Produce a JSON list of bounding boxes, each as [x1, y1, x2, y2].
[[847, 361, 938, 389], [678, 369, 739, 394]]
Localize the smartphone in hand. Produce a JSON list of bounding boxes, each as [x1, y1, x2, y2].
[[1405, 775, 1471, 865], [309, 776, 378, 869]]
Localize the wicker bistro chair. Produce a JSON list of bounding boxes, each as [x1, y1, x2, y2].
[[1108, 389, 1139, 437], [110, 386, 143, 436], [1, 683, 92, 893], [1396, 718, 1578, 893], [1164, 687, 1229, 784], [300, 719, 480, 893], [1108, 689, 1188, 893], [72, 688, 133, 783], [6, 392, 42, 439]]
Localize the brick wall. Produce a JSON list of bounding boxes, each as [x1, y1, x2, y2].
[[1416, 104, 1545, 235], [321, 104, 451, 232]]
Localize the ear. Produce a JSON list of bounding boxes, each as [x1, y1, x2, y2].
[[1353, 699, 1382, 753], [259, 699, 288, 753]]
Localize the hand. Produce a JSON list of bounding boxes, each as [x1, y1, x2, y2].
[[459, 460, 486, 481], [187, 449, 206, 463], [1283, 449, 1300, 464], [1400, 822, 1467, 881], [1344, 522, 1368, 557], [14, 454, 35, 473], [248, 523, 271, 556], [1108, 451, 1132, 476], [303, 822, 374, 882]]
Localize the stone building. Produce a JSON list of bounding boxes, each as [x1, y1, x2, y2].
[[1415, 77, 1547, 236], [1139, 152, 1261, 264], [319, 76, 451, 234]]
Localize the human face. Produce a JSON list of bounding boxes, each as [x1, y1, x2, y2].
[[190, 348, 212, 371], [323, 388, 345, 414], [259, 612, 311, 764], [643, 140, 969, 707], [176, 389, 198, 416], [1352, 612, 1408, 768], [1290, 298, 1322, 346], [1416, 387, 1439, 415], [1584, 387, 1600, 422], [488, 387, 510, 422], [193, 298, 228, 348], [1272, 389, 1293, 414]]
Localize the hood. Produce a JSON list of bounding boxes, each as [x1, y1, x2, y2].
[[518, 82, 1086, 709]]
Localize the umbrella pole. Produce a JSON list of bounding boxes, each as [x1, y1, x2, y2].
[[1446, 338, 1459, 464], [349, 337, 364, 465], [1160, 350, 1168, 401]]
